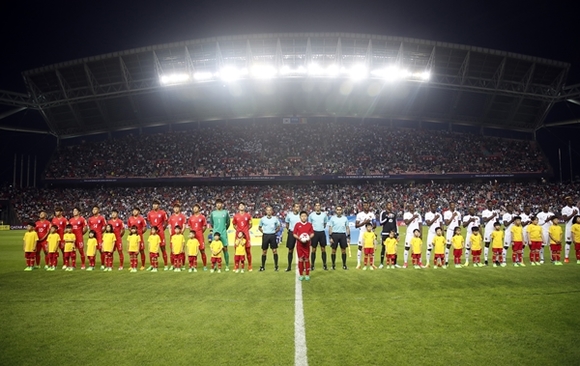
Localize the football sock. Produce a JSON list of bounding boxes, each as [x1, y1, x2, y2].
[[484, 246, 489, 261], [576, 249, 580, 260], [246, 247, 252, 268], [426, 249, 432, 266], [311, 252, 316, 267], [274, 253, 279, 267], [565, 243, 571, 259], [465, 249, 470, 263], [35, 250, 40, 266], [261, 255, 266, 268], [71, 251, 77, 268], [342, 253, 347, 266], [331, 253, 336, 266], [305, 260, 310, 275], [502, 248, 507, 263], [162, 250, 168, 266], [140, 251, 146, 266], [403, 249, 409, 264], [357, 247, 362, 266], [287, 252, 293, 268], [100, 252, 105, 267], [321, 252, 327, 266], [201, 252, 207, 266], [444, 247, 450, 264], [170, 254, 175, 266], [298, 261, 304, 275], [224, 251, 229, 266], [118, 251, 124, 267], [540, 247, 545, 261], [380, 245, 386, 265], [394, 254, 398, 266]]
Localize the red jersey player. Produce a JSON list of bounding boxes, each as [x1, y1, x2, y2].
[[188, 203, 208, 270], [147, 199, 168, 268], [108, 209, 125, 270], [232, 202, 253, 271], [127, 207, 147, 270], [35, 210, 51, 268], [88, 206, 107, 269], [51, 206, 68, 266], [168, 203, 187, 270], [293, 211, 314, 281], [69, 207, 88, 269]]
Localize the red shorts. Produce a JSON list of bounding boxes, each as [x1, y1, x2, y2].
[[386, 254, 396, 260], [531, 241, 542, 251], [471, 250, 481, 256], [512, 241, 523, 251], [575, 243, 580, 251], [129, 251, 138, 256], [234, 255, 245, 262], [297, 243, 310, 259], [550, 244, 562, 252], [211, 257, 222, 264], [364, 248, 374, 255], [492, 248, 502, 254], [25, 251, 35, 259], [411, 253, 421, 259], [453, 249, 462, 257], [434, 254, 444, 260], [150, 253, 159, 258]]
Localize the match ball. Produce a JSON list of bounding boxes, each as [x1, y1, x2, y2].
[[299, 233, 310, 243]]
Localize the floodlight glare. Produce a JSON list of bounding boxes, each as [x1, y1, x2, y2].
[[308, 63, 324, 76], [348, 64, 368, 80], [421, 71, 431, 81], [280, 65, 291, 75], [326, 64, 340, 77], [219, 66, 248, 82], [251, 65, 277, 79], [193, 71, 213, 81], [160, 73, 190, 85]]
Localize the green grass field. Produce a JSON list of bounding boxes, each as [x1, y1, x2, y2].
[[2, 228, 580, 366]]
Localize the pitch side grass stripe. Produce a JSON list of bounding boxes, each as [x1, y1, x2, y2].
[[295, 261, 308, 366]]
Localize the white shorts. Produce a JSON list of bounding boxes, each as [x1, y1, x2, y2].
[[484, 227, 494, 243], [504, 230, 512, 247], [542, 230, 550, 246], [565, 227, 572, 243], [427, 232, 435, 250], [445, 230, 454, 244], [405, 234, 413, 247], [465, 234, 472, 249]]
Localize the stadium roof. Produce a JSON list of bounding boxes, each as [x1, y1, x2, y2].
[[1, 33, 577, 137]]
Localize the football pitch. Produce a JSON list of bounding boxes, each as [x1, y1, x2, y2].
[[2, 228, 580, 366]]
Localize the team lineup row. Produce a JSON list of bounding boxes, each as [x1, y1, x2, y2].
[[20, 197, 580, 276]]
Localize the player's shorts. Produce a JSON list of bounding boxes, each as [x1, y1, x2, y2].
[[363, 248, 374, 255], [504, 231, 512, 246], [211, 257, 222, 264], [434, 253, 445, 261], [297, 242, 310, 259], [446, 230, 454, 244], [36, 241, 48, 252], [150, 252, 159, 259], [286, 231, 296, 250], [471, 250, 482, 256], [550, 244, 562, 252], [427, 233, 435, 250], [330, 233, 348, 249], [492, 248, 502, 255], [512, 241, 523, 252], [386, 254, 396, 260], [234, 255, 245, 262], [261, 234, 278, 250], [453, 249, 462, 257], [484, 227, 494, 242], [311, 231, 327, 248], [411, 253, 421, 259], [24, 251, 35, 259], [405, 234, 414, 247], [531, 241, 542, 251]]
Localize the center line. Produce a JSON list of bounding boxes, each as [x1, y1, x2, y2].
[[295, 261, 308, 366]]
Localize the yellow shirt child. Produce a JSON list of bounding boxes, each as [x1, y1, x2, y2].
[[64, 233, 76, 252], [102, 232, 116, 252], [86, 237, 98, 257], [47, 232, 61, 253]]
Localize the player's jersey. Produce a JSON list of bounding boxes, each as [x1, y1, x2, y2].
[[127, 234, 141, 252], [527, 224, 543, 242], [410, 237, 423, 254], [470, 234, 482, 251], [502, 212, 514, 231], [536, 211, 551, 227], [210, 240, 224, 257], [147, 209, 168, 232], [168, 213, 187, 236], [362, 231, 376, 249], [433, 235, 446, 254], [293, 222, 314, 246], [452, 235, 464, 250], [356, 211, 376, 244], [23, 231, 39, 252], [51, 216, 68, 242], [171, 234, 185, 254], [404, 211, 422, 235], [511, 225, 524, 242], [562, 205, 579, 241], [88, 215, 106, 243], [234, 239, 246, 255], [209, 210, 230, 233], [491, 230, 504, 249], [328, 215, 349, 234], [233, 212, 252, 234], [285, 212, 301, 232], [462, 215, 481, 234], [47, 233, 60, 252], [444, 210, 461, 232], [86, 237, 98, 257], [384, 237, 398, 255], [63, 233, 76, 252], [108, 218, 125, 243], [69, 216, 87, 243], [549, 225, 563, 244], [127, 215, 146, 236], [188, 214, 207, 236], [308, 212, 329, 232], [148, 234, 161, 254], [35, 219, 51, 243], [425, 211, 443, 234], [571, 223, 580, 243], [482, 209, 499, 232], [102, 232, 116, 252]]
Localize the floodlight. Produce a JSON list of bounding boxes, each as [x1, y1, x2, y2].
[[193, 71, 213, 81], [280, 65, 291, 75], [348, 64, 368, 80], [219, 66, 248, 82], [160, 73, 190, 85], [326, 64, 340, 77], [421, 71, 431, 81], [251, 65, 277, 79]]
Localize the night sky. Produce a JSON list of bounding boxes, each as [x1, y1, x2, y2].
[[1, 0, 579, 182]]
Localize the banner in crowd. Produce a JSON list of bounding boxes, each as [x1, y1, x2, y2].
[[0, 225, 10, 231], [282, 117, 307, 124]]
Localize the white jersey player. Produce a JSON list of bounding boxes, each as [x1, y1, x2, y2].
[[444, 203, 462, 244], [501, 204, 517, 264], [355, 201, 376, 269], [403, 203, 422, 268], [536, 204, 554, 263], [462, 207, 481, 265], [482, 200, 500, 265], [424, 203, 443, 266], [520, 206, 532, 245], [562, 196, 579, 262]]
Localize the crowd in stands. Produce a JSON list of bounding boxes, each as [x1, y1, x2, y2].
[[7, 181, 578, 224], [45, 122, 549, 179]]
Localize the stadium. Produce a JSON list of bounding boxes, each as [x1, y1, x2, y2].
[[1, 31, 580, 366]]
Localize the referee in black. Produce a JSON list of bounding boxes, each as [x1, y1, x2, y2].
[[379, 202, 399, 268], [328, 205, 350, 270]]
